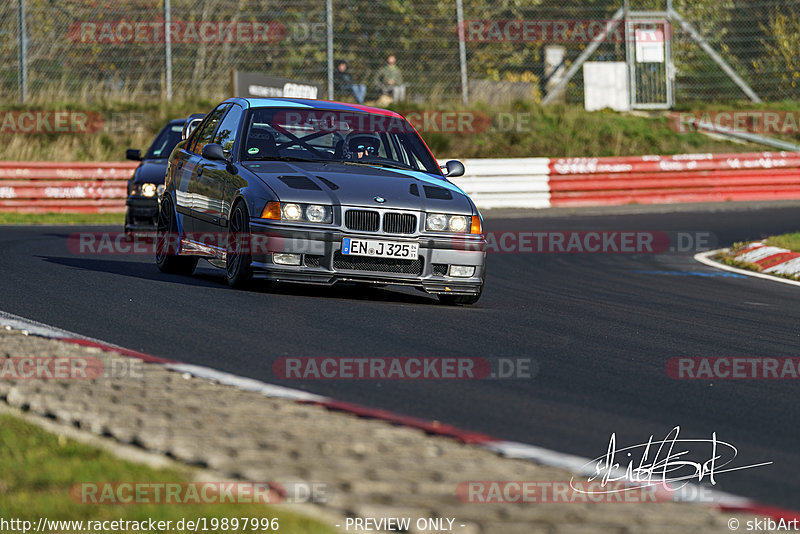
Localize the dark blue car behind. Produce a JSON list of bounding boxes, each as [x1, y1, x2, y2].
[[124, 114, 204, 236]]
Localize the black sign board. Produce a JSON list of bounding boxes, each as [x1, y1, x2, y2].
[[231, 70, 321, 99]]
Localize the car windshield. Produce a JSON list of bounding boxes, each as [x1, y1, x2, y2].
[[240, 107, 441, 174], [145, 123, 184, 159]]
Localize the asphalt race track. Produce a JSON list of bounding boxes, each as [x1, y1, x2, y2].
[[2, 202, 799, 509]]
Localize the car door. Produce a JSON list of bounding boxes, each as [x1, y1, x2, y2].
[[185, 104, 230, 234], [196, 103, 243, 232]]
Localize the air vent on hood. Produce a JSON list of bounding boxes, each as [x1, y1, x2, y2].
[[409, 184, 419, 196], [316, 176, 339, 190], [277, 175, 322, 190], [423, 185, 452, 200]]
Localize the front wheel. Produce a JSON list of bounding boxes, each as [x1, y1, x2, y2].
[[226, 202, 253, 288], [155, 196, 198, 275]]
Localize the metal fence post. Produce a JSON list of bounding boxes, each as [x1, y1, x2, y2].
[[327, 0, 334, 100], [18, 0, 27, 104], [165, 0, 172, 101], [456, 0, 468, 106]]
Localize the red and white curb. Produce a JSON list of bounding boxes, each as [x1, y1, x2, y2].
[[731, 242, 800, 278], [695, 245, 800, 288], [1, 309, 797, 521]]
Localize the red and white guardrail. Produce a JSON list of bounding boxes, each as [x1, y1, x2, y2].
[[1, 152, 800, 213], [0, 161, 135, 213], [449, 151, 800, 209]]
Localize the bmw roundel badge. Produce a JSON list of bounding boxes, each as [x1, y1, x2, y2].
[[374, 196, 386, 203]]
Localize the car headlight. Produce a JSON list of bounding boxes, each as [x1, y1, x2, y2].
[[141, 183, 158, 197], [305, 204, 328, 223], [448, 215, 468, 232], [283, 203, 303, 221], [426, 213, 448, 232], [426, 213, 473, 233], [262, 202, 332, 224]]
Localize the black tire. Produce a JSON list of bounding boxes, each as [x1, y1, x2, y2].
[[225, 201, 253, 288], [155, 196, 198, 275]]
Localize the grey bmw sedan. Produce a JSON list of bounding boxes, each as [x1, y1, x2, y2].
[[157, 97, 486, 305]]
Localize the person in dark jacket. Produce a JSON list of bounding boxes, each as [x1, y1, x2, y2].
[[334, 60, 366, 104]]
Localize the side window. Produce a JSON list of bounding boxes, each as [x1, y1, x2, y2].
[[213, 104, 243, 154], [189, 104, 229, 154]]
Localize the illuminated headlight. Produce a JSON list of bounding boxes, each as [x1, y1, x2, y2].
[[426, 213, 470, 233], [449, 265, 475, 277], [448, 216, 468, 232], [282, 203, 303, 221], [141, 183, 158, 197], [305, 204, 328, 223], [260, 202, 333, 223]]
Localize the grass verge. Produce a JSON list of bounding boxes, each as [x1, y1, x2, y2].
[[0, 98, 767, 162], [0, 212, 124, 225], [764, 232, 800, 252], [0, 413, 338, 533]]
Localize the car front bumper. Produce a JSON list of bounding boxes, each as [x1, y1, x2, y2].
[[125, 195, 159, 233], [248, 220, 486, 295]]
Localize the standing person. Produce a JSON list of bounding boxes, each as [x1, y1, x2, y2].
[[374, 54, 405, 104], [334, 60, 366, 105]]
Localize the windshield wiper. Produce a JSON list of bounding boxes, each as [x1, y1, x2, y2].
[[329, 160, 415, 171], [244, 156, 321, 163]]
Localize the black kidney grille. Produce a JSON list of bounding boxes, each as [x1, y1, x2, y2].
[[345, 209, 379, 232], [333, 252, 423, 275], [383, 212, 417, 234]]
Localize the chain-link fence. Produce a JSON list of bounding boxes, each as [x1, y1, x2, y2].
[[1, 0, 798, 106]]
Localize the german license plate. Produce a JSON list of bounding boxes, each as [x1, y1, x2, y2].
[[342, 238, 419, 259]]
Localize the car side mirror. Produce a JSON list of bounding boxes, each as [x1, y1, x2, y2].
[[126, 149, 142, 161], [202, 143, 227, 161], [442, 160, 465, 178]]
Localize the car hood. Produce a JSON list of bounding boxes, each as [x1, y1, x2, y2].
[[132, 159, 168, 185], [243, 161, 473, 213]]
